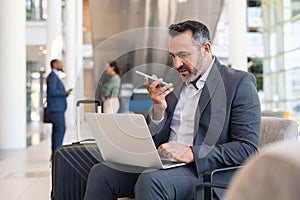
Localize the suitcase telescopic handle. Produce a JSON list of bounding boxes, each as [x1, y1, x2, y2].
[[76, 99, 101, 142], [76, 99, 100, 107]]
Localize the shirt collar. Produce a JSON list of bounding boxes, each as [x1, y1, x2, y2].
[[53, 69, 60, 77]]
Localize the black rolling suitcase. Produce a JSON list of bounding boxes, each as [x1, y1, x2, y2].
[[51, 99, 102, 200]]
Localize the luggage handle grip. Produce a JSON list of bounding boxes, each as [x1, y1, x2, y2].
[[76, 99, 100, 107], [72, 138, 95, 145]]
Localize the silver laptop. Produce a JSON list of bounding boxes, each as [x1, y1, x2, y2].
[[85, 113, 186, 169]]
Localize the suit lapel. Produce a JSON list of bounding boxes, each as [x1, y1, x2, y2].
[[194, 58, 227, 144], [196, 60, 222, 121]]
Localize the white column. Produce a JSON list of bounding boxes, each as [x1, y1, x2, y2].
[[64, 0, 76, 127], [75, 0, 84, 102], [64, 0, 84, 127], [46, 0, 62, 73], [0, 0, 26, 149], [227, 0, 247, 71]]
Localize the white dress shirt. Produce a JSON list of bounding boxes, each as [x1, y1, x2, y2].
[[169, 59, 214, 146]]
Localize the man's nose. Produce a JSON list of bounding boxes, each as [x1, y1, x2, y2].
[[173, 56, 183, 68]]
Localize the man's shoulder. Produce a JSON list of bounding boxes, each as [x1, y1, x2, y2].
[[47, 71, 59, 79], [47, 71, 54, 77], [212, 58, 249, 79], [215, 65, 256, 90], [220, 65, 252, 79]]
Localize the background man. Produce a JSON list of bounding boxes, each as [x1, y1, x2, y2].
[[46, 59, 72, 159]]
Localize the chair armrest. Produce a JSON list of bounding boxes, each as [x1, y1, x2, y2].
[[204, 166, 242, 182], [195, 182, 228, 200], [197, 166, 242, 200], [197, 182, 228, 190]]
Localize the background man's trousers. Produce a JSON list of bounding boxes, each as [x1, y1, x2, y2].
[[50, 112, 66, 155]]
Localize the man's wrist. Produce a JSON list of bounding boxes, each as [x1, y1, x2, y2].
[[152, 104, 165, 120], [188, 146, 195, 162], [149, 108, 164, 124]]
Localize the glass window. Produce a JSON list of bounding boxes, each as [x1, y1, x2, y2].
[[284, 20, 300, 51], [41, 0, 47, 19], [278, 72, 286, 100], [263, 59, 270, 73], [290, 101, 300, 115], [263, 73, 280, 102], [26, 0, 32, 20], [247, 7, 263, 28], [284, 49, 300, 69], [247, 32, 264, 46], [285, 68, 300, 99], [270, 56, 277, 72], [269, 1, 278, 26], [263, 0, 300, 123], [26, 0, 48, 21], [271, 74, 279, 101], [277, 54, 284, 71], [283, 0, 300, 21], [269, 32, 278, 56], [263, 75, 273, 101]]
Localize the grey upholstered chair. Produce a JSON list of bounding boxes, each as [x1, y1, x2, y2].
[[123, 117, 299, 200], [259, 116, 298, 147], [223, 140, 300, 200], [197, 116, 299, 200]]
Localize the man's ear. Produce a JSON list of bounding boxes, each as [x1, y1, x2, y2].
[[202, 42, 211, 53]]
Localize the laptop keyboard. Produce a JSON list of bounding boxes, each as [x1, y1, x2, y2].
[[160, 156, 180, 165]]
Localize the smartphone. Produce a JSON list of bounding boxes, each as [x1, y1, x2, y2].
[[135, 70, 169, 85]]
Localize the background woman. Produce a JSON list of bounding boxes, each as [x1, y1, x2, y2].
[[100, 61, 121, 113]]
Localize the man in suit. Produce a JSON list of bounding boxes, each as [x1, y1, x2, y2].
[[46, 59, 72, 158], [84, 20, 261, 200]]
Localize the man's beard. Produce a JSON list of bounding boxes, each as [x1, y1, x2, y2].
[[188, 63, 203, 83], [178, 53, 205, 83]]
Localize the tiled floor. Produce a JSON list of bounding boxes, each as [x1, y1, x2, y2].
[[0, 122, 93, 200]]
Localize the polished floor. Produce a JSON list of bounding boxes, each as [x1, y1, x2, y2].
[[1, 120, 298, 200], [0, 121, 93, 200]]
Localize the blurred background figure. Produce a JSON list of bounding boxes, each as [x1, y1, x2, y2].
[[100, 61, 121, 113], [46, 59, 73, 159]]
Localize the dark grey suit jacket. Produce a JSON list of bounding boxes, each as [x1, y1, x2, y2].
[[46, 71, 68, 113], [148, 57, 261, 176]]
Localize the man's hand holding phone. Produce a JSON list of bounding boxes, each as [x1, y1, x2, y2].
[[136, 70, 173, 120], [67, 88, 73, 95]]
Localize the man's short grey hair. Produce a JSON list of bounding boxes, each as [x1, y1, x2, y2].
[[168, 20, 211, 45]]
